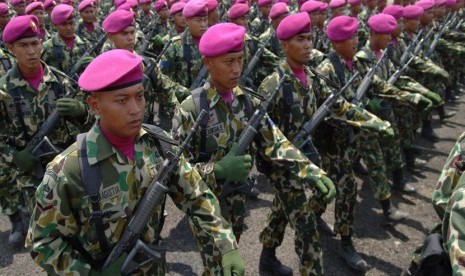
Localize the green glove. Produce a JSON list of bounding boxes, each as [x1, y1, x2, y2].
[[424, 91, 442, 106], [12, 148, 40, 172], [222, 249, 245, 276], [379, 127, 394, 144], [314, 176, 336, 203], [56, 98, 86, 117], [417, 95, 433, 116], [89, 253, 127, 276], [366, 98, 382, 115], [214, 143, 252, 182]]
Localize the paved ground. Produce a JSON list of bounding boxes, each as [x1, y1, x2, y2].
[[0, 96, 463, 275]]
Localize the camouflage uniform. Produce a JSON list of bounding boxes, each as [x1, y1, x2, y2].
[[258, 60, 389, 274], [26, 123, 238, 275], [137, 9, 156, 33], [41, 34, 92, 74], [172, 78, 325, 275], [75, 19, 106, 54], [250, 15, 270, 37], [0, 47, 14, 77], [258, 27, 284, 58], [0, 62, 86, 214]]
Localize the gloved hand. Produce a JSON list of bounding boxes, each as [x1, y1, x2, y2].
[[417, 95, 433, 116], [314, 176, 336, 203], [379, 127, 394, 144], [56, 98, 86, 117], [12, 148, 40, 172], [214, 143, 252, 182], [222, 249, 245, 276], [89, 253, 127, 276], [424, 91, 442, 106], [366, 98, 382, 115]]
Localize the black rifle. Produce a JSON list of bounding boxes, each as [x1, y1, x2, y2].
[[142, 40, 173, 85], [455, 18, 464, 31], [68, 33, 107, 80], [387, 55, 416, 85], [221, 74, 288, 197], [189, 65, 209, 90], [238, 29, 271, 89], [101, 110, 208, 275], [399, 28, 424, 67], [425, 13, 454, 58], [137, 18, 159, 54], [292, 71, 360, 150]]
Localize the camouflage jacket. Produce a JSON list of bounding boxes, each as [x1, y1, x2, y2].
[[172, 79, 326, 193], [0, 47, 14, 77], [258, 27, 284, 59], [41, 34, 92, 74], [137, 10, 156, 33], [312, 27, 330, 54], [75, 20, 106, 49], [0, 62, 86, 184], [26, 123, 238, 275], [250, 15, 271, 38]]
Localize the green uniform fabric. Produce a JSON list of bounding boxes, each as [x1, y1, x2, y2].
[[75, 20, 105, 55]]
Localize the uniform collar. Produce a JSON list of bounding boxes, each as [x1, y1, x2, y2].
[[204, 78, 247, 110], [9, 61, 59, 89]]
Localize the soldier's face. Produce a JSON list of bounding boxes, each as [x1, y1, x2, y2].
[[0, 14, 10, 28], [88, 83, 145, 139], [371, 32, 391, 49], [332, 35, 358, 60], [31, 9, 45, 26], [109, 26, 136, 51], [186, 16, 208, 38], [141, 3, 151, 13], [377, 0, 387, 11], [350, 5, 362, 15], [331, 6, 346, 17], [80, 7, 95, 24], [172, 12, 187, 30], [56, 18, 75, 39], [404, 18, 420, 32], [204, 51, 244, 92], [158, 7, 169, 20], [259, 4, 271, 18], [394, 18, 403, 36], [208, 9, 220, 26], [282, 33, 312, 65], [8, 37, 42, 72], [230, 15, 249, 28], [420, 10, 434, 25], [13, 4, 26, 15]]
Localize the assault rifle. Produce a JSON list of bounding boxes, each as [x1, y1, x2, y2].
[[221, 74, 288, 197], [352, 48, 389, 106], [455, 18, 464, 31], [292, 71, 360, 151], [413, 26, 436, 57], [189, 65, 209, 90], [425, 13, 454, 58], [137, 18, 159, 53], [239, 32, 271, 89], [399, 29, 424, 67], [102, 110, 208, 275], [387, 55, 416, 85], [68, 33, 106, 80]]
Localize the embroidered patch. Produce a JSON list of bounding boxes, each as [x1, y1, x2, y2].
[[207, 122, 225, 136]]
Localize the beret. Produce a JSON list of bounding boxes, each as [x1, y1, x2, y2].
[[25, 1, 44, 14], [301, 1, 324, 13], [382, 5, 403, 19], [199, 22, 245, 56], [79, 49, 144, 92], [403, 5, 423, 19], [258, 0, 272, 7], [155, 0, 168, 12], [277, 0, 290, 4], [139, 0, 152, 4], [103, 10, 135, 33], [78, 0, 95, 12], [0, 3, 8, 16], [208, 0, 218, 11], [445, 0, 456, 6], [269, 2, 289, 20], [319, 2, 328, 11], [51, 4, 74, 25], [169, 2, 186, 14], [10, 0, 25, 6], [183, 0, 208, 18], [3, 15, 39, 43], [326, 15, 358, 41], [116, 2, 133, 10], [61, 0, 73, 4], [329, 0, 346, 8], [228, 3, 249, 19], [368, 13, 397, 33], [277, 12, 311, 40], [416, 0, 434, 10], [44, 0, 56, 10], [349, 0, 361, 6], [114, 0, 126, 8]]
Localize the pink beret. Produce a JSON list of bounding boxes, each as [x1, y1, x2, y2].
[[231, 0, 248, 4], [382, 5, 403, 19], [445, 0, 456, 6], [301, 1, 323, 13], [0, 3, 8, 16], [416, 0, 434, 10], [297, 0, 308, 6], [403, 5, 423, 18], [208, 0, 218, 11], [155, 0, 168, 12], [319, 2, 328, 11], [25, 1, 44, 14], [103, 10, 135, 33], [277, 0, 290, 4], [326, 15, 357, 41], [329, 0, 345, 8], [139, 0, 152, 4], [116, 2, 133, 10], [258, 0, 272, 7], [368, 13, 397, 33], [79, 49, 144, 92], [199, 22, 245, 57], [269, 2, 289, 19], [182, 0, 208, 17], [169, 1, 185, 14], [78, 0, 95, 12], [44, 0, 56, 10], [349, 0, 361, 5], [114, 0, 126, 8], [10, 0, 25, 6], [277, 12, 311, 40], [3, 15, 39, 43], [51, 4, 74, 24], [228, 3, 249, 19]]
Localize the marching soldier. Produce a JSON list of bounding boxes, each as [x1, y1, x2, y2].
[[26, 49, 245, 275], [75, 0, 105, 54], [25, 2, 51, 41], [258, 2, 290, 58], [154, 0, 170, 37], [138, 0, 155, 33], [0, 2, 13, 76], [43, 0, 56, 34], [207, 0, 220, 26], [10, 0, 26, 17], [167, 2, 187, 38], [249, 0, 272, 37]]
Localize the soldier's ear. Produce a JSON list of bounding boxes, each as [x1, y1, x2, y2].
[[6, 43, 15, 56], [203, 56, 211, 70], [87, 94, 100, 115]]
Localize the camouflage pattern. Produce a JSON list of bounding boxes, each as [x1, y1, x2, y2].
[[172, 78, 325, 275], [250, 15, 270, 38], [26, 123, 238, 275], [41, 34, 92, 74], [258, 27, 284, 58], [0, 62, 86, 215], [75, 19, 106, 54], [137, 9, 156, 33], [312, 27, 329, 54], [0, 47, 14, 77]]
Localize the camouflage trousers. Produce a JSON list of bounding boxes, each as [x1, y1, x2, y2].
[[406, 58, 449, 97], [0, 169, 21, 216], [259, 170, 323, 275], [356, 131, 391, 201], [188, 191, 246, 276], [437, 39, 465, 89]]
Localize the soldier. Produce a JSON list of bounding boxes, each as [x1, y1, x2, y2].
[[10, 0, 26, 17], [167, 2, 187, 38], [258, 2, 290, 58], [154, 0, 170, 37], [0, 15, 87, 245], [75, 0, 105, 54], [300, 1, 327, 53], [42, 4, 93, 76], [207, 0, 220, 27], [25, 2, 50, 41], [138, 0, 155, 33], [329, 0, 348, 19], [249, 0, 272, 37], [26, 49, 245, 275], [43, 0, 56, 34], [0, 2, 13, 76], [172, 21, 336, 276]]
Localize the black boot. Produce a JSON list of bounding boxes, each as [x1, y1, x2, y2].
[[437, 104, 456, 121], [404, 148, 427, 171], [353, 157, 369, 176], [445, 89, 460, 102], [392, 169, 416, 194], [339, 236, 370, 272], [421, 119, 440, 143], [259, 247, 293, 276], [380, 199, 408, 221], [316, 215, 335, 236], [8, 211, 25, 245]]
